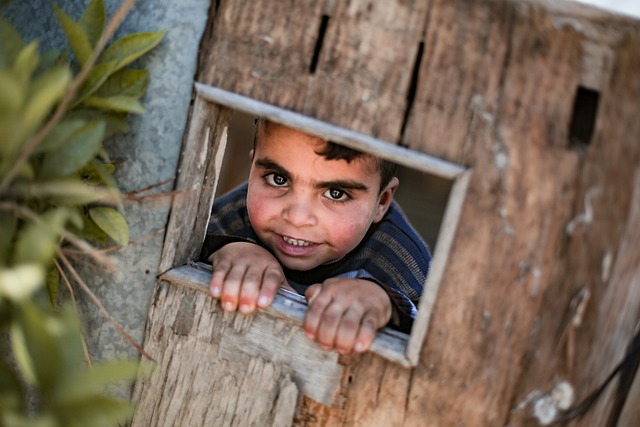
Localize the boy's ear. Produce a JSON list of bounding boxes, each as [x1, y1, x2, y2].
[[373, 177, 399, 223]]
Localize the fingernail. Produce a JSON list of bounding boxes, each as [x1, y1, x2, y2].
[[258, 296, 269, 307], [210, 287, 220, 298], [223, 301, 234, 312], [354, 342, 365, 352], [239, 304, 251, 314]]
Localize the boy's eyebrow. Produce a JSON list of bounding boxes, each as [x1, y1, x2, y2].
[[314, 179, 369, 192], [254, 158, 291, 178]]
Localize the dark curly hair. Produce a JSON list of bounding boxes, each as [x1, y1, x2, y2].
[[255, 119, 397, 193]]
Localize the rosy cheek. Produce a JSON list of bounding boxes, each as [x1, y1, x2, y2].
[[328, 213, 370, 249]]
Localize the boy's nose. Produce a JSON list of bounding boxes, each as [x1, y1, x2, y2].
[[282, 198, 317, 227]]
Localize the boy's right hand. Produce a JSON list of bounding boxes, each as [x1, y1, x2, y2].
[[208, 242, 285, 314]]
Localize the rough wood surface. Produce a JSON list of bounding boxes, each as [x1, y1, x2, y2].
[[131, 265, 343, 411], [139, 1, 640, 426], [158, 97, 232, 274], [198, 0, 426, 141]]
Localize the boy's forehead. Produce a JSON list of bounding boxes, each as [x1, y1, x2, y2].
[[254, 127, 381, 181]]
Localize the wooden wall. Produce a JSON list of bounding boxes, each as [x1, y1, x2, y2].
[[134, 1, 640, 426]]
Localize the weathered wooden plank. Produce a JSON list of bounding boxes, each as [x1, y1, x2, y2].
[[564, 36, 640, 427], [130, 281, 299, 427], [163, 263, 413, 366], [158, 96, 232, 273], [132, 267, 342, 409], [198, 0, 330, 113], [402, 0, 512, 164], [198, 0, 426, 142], [402, 4, 585, 426], [303, 0, 428, 141]]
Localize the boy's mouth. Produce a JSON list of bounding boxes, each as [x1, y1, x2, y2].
[[275, 234, 319, 259], [282, 235, 313, 247]]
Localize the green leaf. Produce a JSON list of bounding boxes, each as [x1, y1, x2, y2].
[[82, 95, 145, 114], [23, 66, 72, 136], [13, 208, 70, 265], [72, 60, 118, 106], [12, 41, 40, 90], [98, 30, 166, 72], [94, 68, 149, 99], [0, 212, 17, 266], [10, 321, 37, 385], [89, 207, 128, 246], [53, 3, 93, 67], [39, 120, 105, 178], [37, 48, 65, 74], [0, 360, 24, 411], [57, 360, 139, 402], [54, 395, 134, 427], [78, 0, 106, 47], [70, 212, 108, 242], [46, 263, 60, 308], [65, 109, 130, 136], [11, 179, 116, 205], [0, 69, 24, 114], [0, 17, 24, 67], [38, 118, 86, 152], [16, 303, 63, 390], [0, 264, 44, 301]]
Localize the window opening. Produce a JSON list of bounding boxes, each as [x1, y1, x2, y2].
[[195, 83, 469, 366]]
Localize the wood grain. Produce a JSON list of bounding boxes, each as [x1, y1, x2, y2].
[[158, 96, 232, 273], [137, 1, 640, 425], [198, 0, 426, 142]]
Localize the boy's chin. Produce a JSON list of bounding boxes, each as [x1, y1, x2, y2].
[[277, 254, 343, 271], [276, 256, 323, 272]]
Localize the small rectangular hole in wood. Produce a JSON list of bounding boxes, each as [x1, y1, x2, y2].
[[569, 85, 600, 151]]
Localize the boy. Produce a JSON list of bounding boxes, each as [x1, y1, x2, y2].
[[200, 119, 430, 355]]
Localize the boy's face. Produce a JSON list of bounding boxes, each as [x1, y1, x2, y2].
[[247, 124, 397, 271]]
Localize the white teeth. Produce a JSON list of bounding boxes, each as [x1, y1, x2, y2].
[[282, 236, 311, 246]]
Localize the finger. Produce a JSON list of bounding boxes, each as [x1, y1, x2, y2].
[[334, 308, 363, 355], [256, 265, 283, 309], [353, 312, 379, 353], [314, 301, 347, 350], [238, 269, 262, 314], [303, 286, 330, 341], [304, 283, 322, 305], [219, 264, 246, 312], [209, 257, 231, 298]]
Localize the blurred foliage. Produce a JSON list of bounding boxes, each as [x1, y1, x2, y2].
[[0, 0, 164, 425]]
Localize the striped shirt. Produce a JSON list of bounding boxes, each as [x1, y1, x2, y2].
[[200, 183, 430, 332]]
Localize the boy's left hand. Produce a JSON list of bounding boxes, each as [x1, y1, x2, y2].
[[303, 278, 392, 355]]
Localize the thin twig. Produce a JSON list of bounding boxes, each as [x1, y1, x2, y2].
[[126, 177, 175, 196], [0, 0, 139, 192], [62, 228, 164, 256], [123, 190, 184, 204], [55, 259, 93, 368], [57, 251, 155, 361]]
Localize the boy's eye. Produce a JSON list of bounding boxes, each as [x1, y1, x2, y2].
[[265, 173, 288, 187], [324, 188, 349, 202]]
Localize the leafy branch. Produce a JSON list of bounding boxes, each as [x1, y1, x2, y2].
[[0, 0, 165, 424]]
